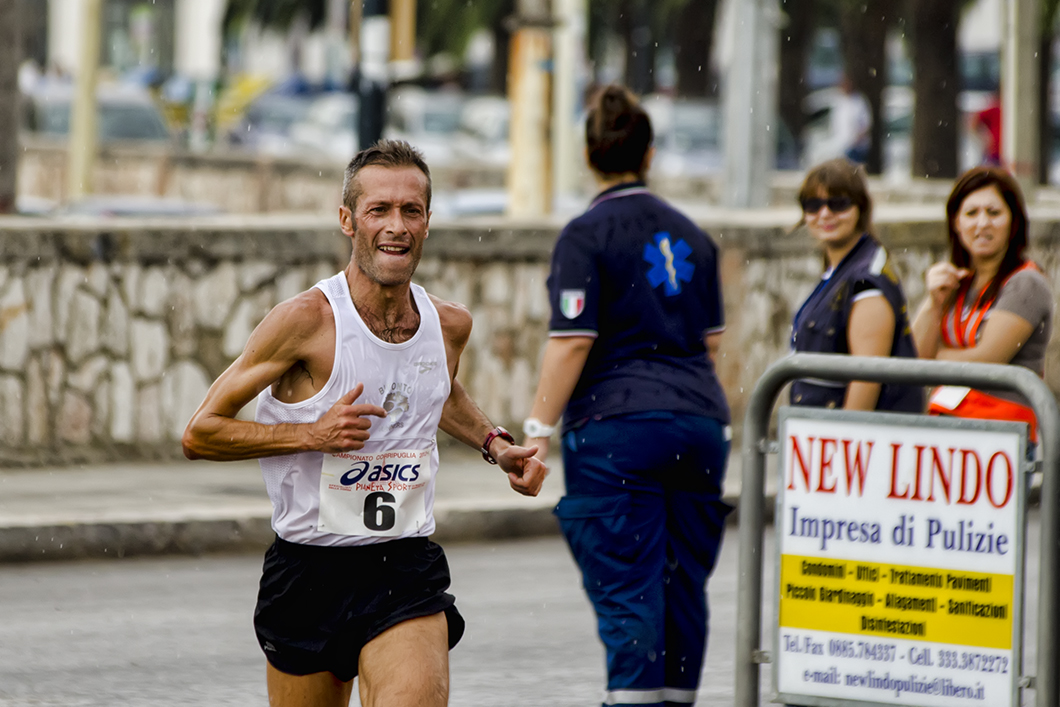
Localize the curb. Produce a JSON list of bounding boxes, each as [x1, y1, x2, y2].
[[0, 493, 759, 563], [0, 518, 276, 563]]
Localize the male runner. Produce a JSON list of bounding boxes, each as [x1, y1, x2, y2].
[[182, 139, 546, 707]]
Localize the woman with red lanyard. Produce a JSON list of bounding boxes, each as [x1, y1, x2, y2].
[[911, 166, 1053, 444]]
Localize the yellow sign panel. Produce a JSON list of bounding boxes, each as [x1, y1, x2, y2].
[[779, 554, 1013, 650]]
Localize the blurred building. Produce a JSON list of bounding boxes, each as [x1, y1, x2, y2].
[[39, 0, 348, 88], [44, 0, 222, 82]]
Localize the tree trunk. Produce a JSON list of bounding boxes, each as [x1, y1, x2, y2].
[[621, 0, 654, 95], [1038, 33, 1052, 185], [673, 0, 718, 99], [839, 0, 894, 175], [910, 0, 960, 179], [778, 0, 815, 161], [489, 1, 513, 95], [0, 0, 20, 213]]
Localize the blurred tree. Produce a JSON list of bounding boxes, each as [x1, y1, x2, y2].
[[586, 0, 690, 96], [619, 0, 653, 94], [672, 0, 719, 98], [223, 0, 327, 34], [836, 0, 898, 175], [487, 0, 515, 94], [909, 0, 960, 178], [0, 0, 19, 213], [417, 0, 511, 75], [1038, 0, 1059, 184], [778, 0, 816, 164]]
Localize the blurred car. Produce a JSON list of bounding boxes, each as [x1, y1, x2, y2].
[[384, 87, 465, 166], [643, 96, 723, 177], [801, 86, 983, 176], [22, 84, 173, 143], [225, 92, 313, 156], [452, 95, 510, 167], [289, 92, 360, 163]]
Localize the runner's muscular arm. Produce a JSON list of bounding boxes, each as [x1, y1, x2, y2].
[[933, 310, 1036, 365], [182, 292, 386, 461], [431, 295, 547, 497]]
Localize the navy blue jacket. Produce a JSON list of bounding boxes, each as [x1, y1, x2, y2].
[[548, 182, 730, 433], [790, 234, 924, 412]]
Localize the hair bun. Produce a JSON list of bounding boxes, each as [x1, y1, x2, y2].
[[585, 83, 652, 177]]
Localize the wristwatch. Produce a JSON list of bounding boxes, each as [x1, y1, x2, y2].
[[481, 426, 515, 464], [522, 417, 556, 438]]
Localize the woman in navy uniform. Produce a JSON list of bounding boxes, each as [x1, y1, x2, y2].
[[523, 84, 731, 707], [790, 158, 924, 412]]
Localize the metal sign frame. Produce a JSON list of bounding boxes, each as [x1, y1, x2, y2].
[[734, 354, 1060, 707], [771, 407, 1028, 707]]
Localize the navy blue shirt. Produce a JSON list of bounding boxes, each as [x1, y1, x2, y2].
[[548, 182, 731, 433], [790, 233, 924, 412]]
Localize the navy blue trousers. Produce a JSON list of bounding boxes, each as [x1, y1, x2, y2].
[[555, 412, 732, 707]]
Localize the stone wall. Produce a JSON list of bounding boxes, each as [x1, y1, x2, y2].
[[17, 138, 977, 215], [2, 208, 1060, 465], [17, 138, 507, 214]]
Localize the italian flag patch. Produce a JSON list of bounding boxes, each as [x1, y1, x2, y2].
[[560, 289, 586, 319]]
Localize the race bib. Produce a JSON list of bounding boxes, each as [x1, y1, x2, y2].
[[318, 444, 434, 537]]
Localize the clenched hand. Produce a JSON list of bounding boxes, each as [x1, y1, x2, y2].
[[310, 383, 388, 453]]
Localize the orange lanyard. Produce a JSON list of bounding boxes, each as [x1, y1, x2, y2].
[[945, 282, 996, 348], [940, 261, 1037, 348]]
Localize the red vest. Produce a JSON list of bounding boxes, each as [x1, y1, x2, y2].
[[928, 261, 1040, 443]]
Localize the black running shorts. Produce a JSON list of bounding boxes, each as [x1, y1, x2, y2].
[[253, 536, 465, 682]]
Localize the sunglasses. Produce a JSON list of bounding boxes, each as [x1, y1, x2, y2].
[[801, 196, 854, 214]]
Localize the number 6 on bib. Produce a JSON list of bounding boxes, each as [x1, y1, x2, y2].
[[318, 446, 433, 536]]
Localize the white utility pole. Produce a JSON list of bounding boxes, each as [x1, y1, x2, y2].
[[507, 0, 552, 218], [175, 0, 226, 151], [66, 0, 101, 201], [1001, 0, 1039, 197], [721, 0, 778, 208], [551, 0, 586, 198]]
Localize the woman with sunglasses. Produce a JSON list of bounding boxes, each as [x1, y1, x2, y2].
[[790, 158, 924, 412], [911, 166, 1053, 442], [522, 84, 731, 707]]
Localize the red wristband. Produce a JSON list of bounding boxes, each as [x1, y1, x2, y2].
[[481, 426, 514, 464]]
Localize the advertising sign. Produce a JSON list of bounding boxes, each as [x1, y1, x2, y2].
[[774, 408, 1027, 707]]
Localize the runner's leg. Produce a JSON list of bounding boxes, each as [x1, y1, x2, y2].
[[266, 664, 354, 707], [357, 612, 450, 707]]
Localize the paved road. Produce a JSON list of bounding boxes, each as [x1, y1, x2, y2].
[[0, 527, 755, 707], [0, 515, 1044, 706]]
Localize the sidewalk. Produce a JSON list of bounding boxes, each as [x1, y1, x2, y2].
[[0, 446, 763, 563]]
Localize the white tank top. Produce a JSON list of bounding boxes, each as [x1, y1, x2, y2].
[[255, 272, 451, 546]]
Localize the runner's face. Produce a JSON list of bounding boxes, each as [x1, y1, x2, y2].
[[348, 165, 430, 287], [804, 187, 860, 249], [955, 185, 1011, 265]]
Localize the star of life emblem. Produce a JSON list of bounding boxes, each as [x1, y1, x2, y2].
[[643, 231, 695, 296]]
